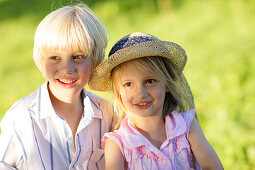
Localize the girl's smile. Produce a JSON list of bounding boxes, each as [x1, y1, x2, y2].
[[134, 101, 152, 110], [118, 62, 167, 119]]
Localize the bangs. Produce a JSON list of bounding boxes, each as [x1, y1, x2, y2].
[[38, 11, 93, 56], [127, 58, 167, 84], [111, 58, 165, 99], [33, 4, 108, 74]]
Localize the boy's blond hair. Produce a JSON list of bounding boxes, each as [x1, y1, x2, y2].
[[33, 4, 108, 74]]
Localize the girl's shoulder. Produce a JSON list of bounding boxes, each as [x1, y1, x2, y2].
[[101, 116, 144, 155], [102, 128, 125, 156], [166, 109, 196, 138], [172, 109, 196, 124]]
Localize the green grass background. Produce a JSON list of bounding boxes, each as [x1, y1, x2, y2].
[[0, 0, 255, 169]]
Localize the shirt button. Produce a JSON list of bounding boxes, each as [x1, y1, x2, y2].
[[162, 160, 168, 164]]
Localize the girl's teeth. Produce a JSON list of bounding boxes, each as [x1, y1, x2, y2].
[[137, 102, 148, 106]]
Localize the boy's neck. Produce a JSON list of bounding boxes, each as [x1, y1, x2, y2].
[[49, 89, 83, 117], [48, 87, 84, 141]]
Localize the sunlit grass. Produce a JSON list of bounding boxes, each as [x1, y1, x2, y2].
[[0, 0, 254, 169]]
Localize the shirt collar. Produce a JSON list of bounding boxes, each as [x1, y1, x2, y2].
[[118, 111, 187, 150], [118, 117, 149, 149], [85, 91, 103, 119], [36, 82, 55, 120], [165, 111, 187, 140], [36, 82, 103, 120]]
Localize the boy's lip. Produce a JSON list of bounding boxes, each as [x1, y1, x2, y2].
[[56, 77, 78, 88]]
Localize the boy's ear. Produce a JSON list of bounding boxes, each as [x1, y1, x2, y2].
[[42, 72, 46, 79], [41, 60, 48, 79], [41, 67, 46, 78]]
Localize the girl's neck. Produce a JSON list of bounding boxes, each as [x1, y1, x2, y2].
[[132, 116, 167, 149]]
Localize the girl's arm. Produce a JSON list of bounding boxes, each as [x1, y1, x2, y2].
[[104, 138, 125, 170], [188, 118, 224, 170]]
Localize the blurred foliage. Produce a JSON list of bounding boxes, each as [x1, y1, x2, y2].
[[0, 0, 255, 169]]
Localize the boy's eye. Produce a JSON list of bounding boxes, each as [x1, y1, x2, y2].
[[73, 55, 86, 62], [48, 56, 60, 63], [50, 56, 60, 60]]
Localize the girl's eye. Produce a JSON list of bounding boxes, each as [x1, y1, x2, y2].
[[124, 82, 132, 87], [146, 79, 156, 84]]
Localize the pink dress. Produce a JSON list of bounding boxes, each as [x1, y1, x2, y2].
[[102, 109, 201, 170]]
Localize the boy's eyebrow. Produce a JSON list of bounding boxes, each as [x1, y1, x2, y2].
[[74, 52, 89, 56], [44, 51, 88, 55], [44, 52, 59, 57], [73, 51, 85, 54]]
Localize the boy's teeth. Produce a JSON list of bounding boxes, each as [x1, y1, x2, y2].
[[60, 79, 76, 83]]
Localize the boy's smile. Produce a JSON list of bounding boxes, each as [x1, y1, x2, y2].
[[57, 77, 78, 88], [43, 49, 92, 103]]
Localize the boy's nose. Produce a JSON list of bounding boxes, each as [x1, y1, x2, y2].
[[62, 60, 76, 74]]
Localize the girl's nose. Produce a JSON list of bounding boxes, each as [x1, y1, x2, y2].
[[136, 85, 149, 98]]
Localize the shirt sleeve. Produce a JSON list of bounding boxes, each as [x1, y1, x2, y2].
[[0, 162, 18, 170], [0, 108, 23, 169], [101, 131, 125, 157], [180, 109, 196, 137]]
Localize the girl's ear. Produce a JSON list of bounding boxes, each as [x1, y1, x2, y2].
[[166, 86, 170, 92]]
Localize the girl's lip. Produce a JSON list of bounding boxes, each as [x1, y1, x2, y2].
[[135, 101, 152, 110]]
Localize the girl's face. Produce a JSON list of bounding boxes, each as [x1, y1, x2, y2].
[[117, 62, 167, 119], [43, 49, 92, 102]]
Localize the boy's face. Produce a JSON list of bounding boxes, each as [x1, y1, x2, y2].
[[43, 49, 92, 102]]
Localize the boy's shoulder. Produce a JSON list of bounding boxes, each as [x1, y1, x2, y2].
[[86, 91, 114, 123], [8, 89, 38, 111], [11, 86, 40, 111], [86, 91, 112, 108], [1, 87, 41, 127]]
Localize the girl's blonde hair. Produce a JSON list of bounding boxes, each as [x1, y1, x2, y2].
[[33, 4, 108, 75], [112, 56, 193, 129]]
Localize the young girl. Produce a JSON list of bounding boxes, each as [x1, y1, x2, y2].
[[89, 32, 224, 169]]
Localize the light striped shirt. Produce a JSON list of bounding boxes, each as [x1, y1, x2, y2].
[[0, 82, 114, 170]]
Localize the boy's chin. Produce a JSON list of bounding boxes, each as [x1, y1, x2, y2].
[[48, 84, 83, 102]]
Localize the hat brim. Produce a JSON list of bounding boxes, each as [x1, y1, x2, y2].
[[89, 40, 187, 92]]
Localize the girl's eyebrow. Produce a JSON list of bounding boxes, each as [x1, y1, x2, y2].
[[120, 79, 132, 83], [143, 74, 157, 79]]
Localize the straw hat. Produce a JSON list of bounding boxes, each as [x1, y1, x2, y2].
[[89, 32, 187, 92]]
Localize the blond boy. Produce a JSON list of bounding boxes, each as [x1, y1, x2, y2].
[[0, 4, 114, 169]]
